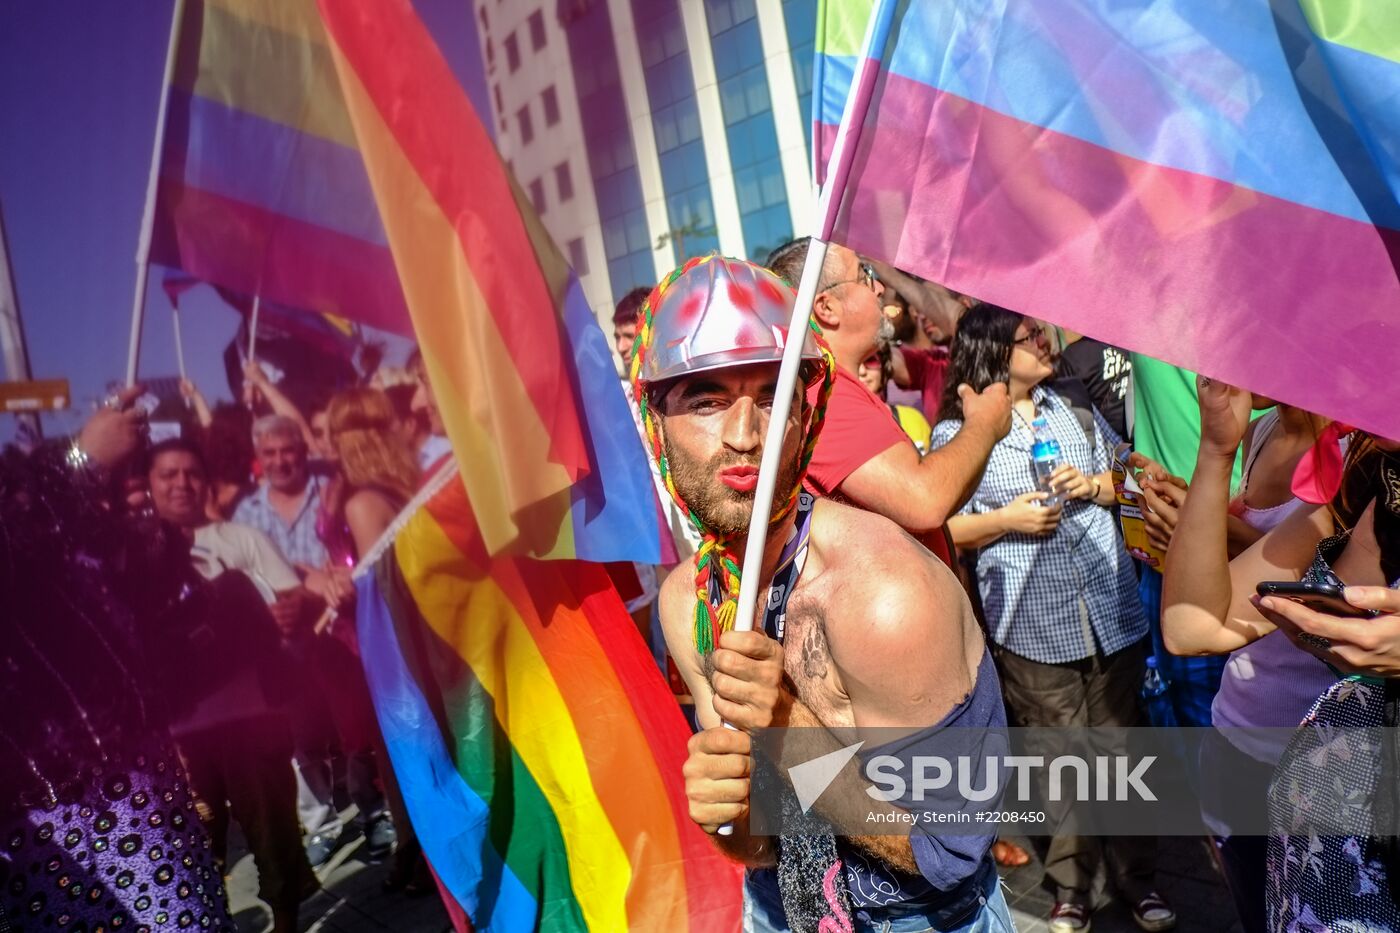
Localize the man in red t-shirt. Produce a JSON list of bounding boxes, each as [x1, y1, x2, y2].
[[767, 239, 1011, 566]]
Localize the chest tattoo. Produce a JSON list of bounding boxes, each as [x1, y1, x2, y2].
[[785, 598, 831, 685]]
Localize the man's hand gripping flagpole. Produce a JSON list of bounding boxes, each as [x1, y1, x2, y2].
[[718, 0, 895, 836]]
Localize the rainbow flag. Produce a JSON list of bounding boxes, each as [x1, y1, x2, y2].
[[353, 465, 743, 933], [150, 0, 408, 334], [814, 0, 1400, 440]]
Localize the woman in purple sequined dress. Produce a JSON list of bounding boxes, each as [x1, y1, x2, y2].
[[0, 391, 233, 931]]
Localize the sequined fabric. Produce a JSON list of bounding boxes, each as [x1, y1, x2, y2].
[[0, 742, 232, 932]]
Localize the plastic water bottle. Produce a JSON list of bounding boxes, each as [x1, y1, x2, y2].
[[1030, 417, 1063, 507], [1140, 655, 1177, 727]]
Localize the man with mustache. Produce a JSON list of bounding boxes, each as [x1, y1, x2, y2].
[[635, 256, 1012, 933], [766, 240, 1011, 567]]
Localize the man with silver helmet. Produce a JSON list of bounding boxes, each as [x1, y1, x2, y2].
[[632, 255, 1012, 933]]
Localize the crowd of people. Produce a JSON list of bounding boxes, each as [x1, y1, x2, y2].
[[1, 353, 451, 932], [3, 242, 1399, 933], [625, 247, 1400, 933]]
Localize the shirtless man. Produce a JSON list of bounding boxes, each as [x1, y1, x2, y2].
[[632, 256, 1012, 932]]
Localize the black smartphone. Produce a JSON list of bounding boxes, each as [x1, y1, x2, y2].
[[1255, 581, 1374, 618]]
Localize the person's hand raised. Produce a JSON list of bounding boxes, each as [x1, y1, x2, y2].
[[1197, 375, 1252, 459], [75, 386, 146, 471]]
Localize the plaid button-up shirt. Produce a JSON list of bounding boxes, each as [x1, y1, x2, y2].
[[232, 475, 329, 569], [931, 385, 1146, 664]]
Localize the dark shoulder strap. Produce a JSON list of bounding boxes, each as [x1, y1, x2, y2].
[[1049, 378, 1097, 448]]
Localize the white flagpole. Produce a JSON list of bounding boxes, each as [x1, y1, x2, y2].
[[171, 305, 188, 381], [732, 0, 895, 635], [248, 293, 262, 361], [125, 0, 187, 387], [718, 0, 896, 835]]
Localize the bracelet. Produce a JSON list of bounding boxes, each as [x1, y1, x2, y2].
[[65, 439, 96, 474], [1092, 478, 1103, 500]]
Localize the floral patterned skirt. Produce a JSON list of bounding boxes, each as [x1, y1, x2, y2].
[[1267, 676, 1399, 933]]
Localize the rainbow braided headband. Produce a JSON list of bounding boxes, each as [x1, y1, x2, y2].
[[630, 255, 837, 656]]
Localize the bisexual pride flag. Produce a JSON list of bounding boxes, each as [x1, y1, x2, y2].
[[815, 0, 1400, 440]]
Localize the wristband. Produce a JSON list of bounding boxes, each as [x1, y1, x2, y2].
[[1092, 478, 1102, 500]]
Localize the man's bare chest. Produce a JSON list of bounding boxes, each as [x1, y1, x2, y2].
[[779, 590, 853, 727]]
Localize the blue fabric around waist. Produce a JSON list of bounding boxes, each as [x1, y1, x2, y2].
[[752, 648, 1005, 917], [844, 648, 1005, 908]]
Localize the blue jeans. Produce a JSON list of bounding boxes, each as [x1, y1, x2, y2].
[[743, 872, 1016, 933], [1139, 567, 1224, 728]]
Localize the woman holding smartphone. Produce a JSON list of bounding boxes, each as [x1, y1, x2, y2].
[[1161, 376, 1400, 931]]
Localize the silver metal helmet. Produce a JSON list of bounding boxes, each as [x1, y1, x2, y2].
[[634, 254, 824, 387]]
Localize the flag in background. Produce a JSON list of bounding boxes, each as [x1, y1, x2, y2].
[[813, 0, 1400, 440], [149, 0, 409, 334], [162, 274, 360, 360], [352, 466, 742, 933]]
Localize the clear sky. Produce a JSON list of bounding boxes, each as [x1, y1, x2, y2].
[[0, 0, 487, 443]]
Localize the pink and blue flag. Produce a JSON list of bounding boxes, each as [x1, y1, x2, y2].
[[815, 0, 1400, 439]]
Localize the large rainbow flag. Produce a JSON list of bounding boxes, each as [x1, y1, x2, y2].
[[353, 465, 742, 932], [324, 0, 734, 928], [814, 0, 1400, 440], [150, 1, 734, 928]]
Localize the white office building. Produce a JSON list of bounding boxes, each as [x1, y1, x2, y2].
[[473, 0, 819, 326]]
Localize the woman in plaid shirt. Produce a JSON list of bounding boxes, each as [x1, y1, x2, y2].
[[930, 306, 1169, 933]]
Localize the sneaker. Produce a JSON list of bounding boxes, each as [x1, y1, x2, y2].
[[305, 830, 340, 869], [1131, 892, 1176, 932], [1049, 901, 1091, 932], [364, 812, 397, 862]]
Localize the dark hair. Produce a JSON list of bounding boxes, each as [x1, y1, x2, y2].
[[936, 304, 1023, 423], [145, 436, 208, 477], [200, 403, 253, 487], [384, 383, 417, 421], [1330, 435, 1400, 579], [613, 286, 653, 327]]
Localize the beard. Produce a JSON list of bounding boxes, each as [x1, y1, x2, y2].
[[875, 314, 896, 350], [663, 435, 802, 540]]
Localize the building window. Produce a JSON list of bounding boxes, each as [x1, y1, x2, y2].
[[707, 0, 787, 259], [555, 161, 574, 201], [479, 5, 489, 31], [633, 1, 719, 261], [541, 86, 560, 126], [782, 0, 817, 155], [529, 178, 546, 214], [516, 105, 533, 144], [493, 84, 503, 116], [504, 32, 520, 72], [528, 10, 547, 50], [568, 237, 589, 276]]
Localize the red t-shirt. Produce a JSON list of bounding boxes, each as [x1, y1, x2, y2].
[[901, 345, 951, 417], [805, 367, 956, 568]]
